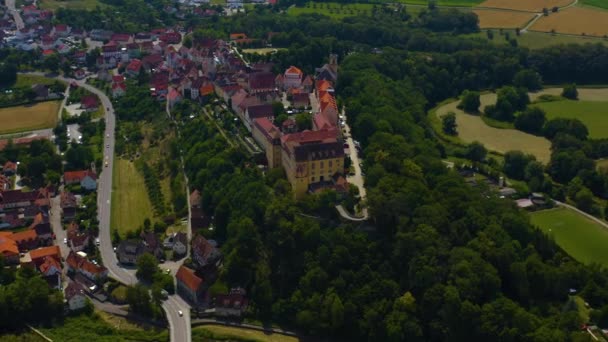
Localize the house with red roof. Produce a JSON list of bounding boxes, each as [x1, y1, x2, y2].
[[64, 170, 97, 190], [29, 245, 61, 267], [0, 232, 19, 264], [110, 33, 132, 43], [176, 265, 205, 304], [39, 256, 62, 277], [53, 24, 70, 37], [112, 82, 126, 98], [159, 31, 181, 44], [80, 95, 99, 112], [192, 235, 221, 269], [167, 87, 182, 109], [126, 58, 142, 77], [248, 72, 276, 93], [66, 251, 108, 282], [3, 161, 17, 175]]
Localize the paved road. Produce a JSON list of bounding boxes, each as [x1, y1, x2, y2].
[[163, 295, 191, 342], [6, 0, 24, 30]]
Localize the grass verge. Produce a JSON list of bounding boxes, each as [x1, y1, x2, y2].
[[193, 325, 299, 342]]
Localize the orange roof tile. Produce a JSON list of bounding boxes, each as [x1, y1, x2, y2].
[[39, 256, 61, 273], [30, 245, 61, 261], [285, 66, 303, 76], [176, 266, 203, 291], [11, 229, 37, 243], [0, 236, 18, 256]]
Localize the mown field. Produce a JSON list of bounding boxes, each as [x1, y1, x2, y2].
[[530, 207, 608, 267], [399, 0, 482, 6], [14, 74, 59, 88], [0, 101, 60, 134], [533, 100, 608, 139], [111, 158, 155, 237], [474, 9, 535, 28], [435, 93, 552, 163], [192, 325, 299, 342], [531, 7, 608, 37], [478, 0, 573, 12], [581, 0, 608, 9]]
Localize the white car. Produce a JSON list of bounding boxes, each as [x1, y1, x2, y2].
[[178, 310, 183, 317], [63, 238, 68, 244]]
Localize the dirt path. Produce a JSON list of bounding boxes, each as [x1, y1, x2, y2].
[[435, 87, 608, 164]]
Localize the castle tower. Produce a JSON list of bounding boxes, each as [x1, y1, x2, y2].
[[329, 53, 338, 67]]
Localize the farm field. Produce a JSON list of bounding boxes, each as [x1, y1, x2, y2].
[[435, 93, 552, 163], [0, 101, 60, 134], [111, 158, 154, 237], [192, 325, 299, 342], [530, 7, 608, 37], [533, 100, 608, 139], [477, 0, 573, 12], [40, 0, 105, 10], [398, 0, 482, 6], [471, 30, 608, 48], [530, 207, 608, 267], [473, 9, 536, 28], [287, 2, 375, 19]]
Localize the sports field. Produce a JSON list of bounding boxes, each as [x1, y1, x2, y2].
[[0, 101, 60, 134], [533, 100, 608, 139], [530, 207, 608, 267], [111, 158, 154, 237], [478, 0, 573, 12], [287, 2, 374, 19], [436, 93, 552, 163], [474, 9, 536, 28], [531, 7, 608, 37]]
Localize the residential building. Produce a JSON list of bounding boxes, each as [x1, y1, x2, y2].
[[29, 245, 62, 267], [252, 118, 282, 169], [214, 288, 248, 318], [283, 66, 303, 89], [173, 232, 187, 256], [176, 265, 204, 304], [64, 170, 97, 191], [192, 235, 221, 269], [116, 240, 143, 265], [39, 256, 62, 277], [0, 232, 19, 264], [64, 281, 87, 311], [66, 251, 108, 282], [80, 95, 99, 112]]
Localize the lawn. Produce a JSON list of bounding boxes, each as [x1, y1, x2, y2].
[[193, 325, 299, 342], [39, 0, 106, 11], [0, 101, 60, 134], [111, 158, 155, 237], [242, 48, 286, 55], [288, 2, 375, 19], [14, 74, 59, 88], [533, 100, 608, 139], [530, 207, 608, 267]]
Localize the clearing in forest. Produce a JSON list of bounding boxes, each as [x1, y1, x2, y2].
[[474, 9, 536, 28], [530, 7, 608, 37]]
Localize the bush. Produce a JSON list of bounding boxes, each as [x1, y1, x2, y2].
[[562, 84, 578, 100]]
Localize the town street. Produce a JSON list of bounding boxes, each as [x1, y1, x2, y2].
[[6, 0, 24, 30]]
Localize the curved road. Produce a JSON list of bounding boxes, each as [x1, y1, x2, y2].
[[6, 0, 24, 30], [22, 72, 190, 342]]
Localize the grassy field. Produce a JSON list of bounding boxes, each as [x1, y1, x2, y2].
[[398, 0, 482, 5], [581, 0, 608, 9], [39, 0, 105, 10], [478, 0, 573, 12], [533, 100, 608, 139], [242, 48, 286, 55], [597, 159, 608, 171], [14, 74, 59, 88], [0, 101, 60, 134], [435, 93, 552, 163], [474, 9, 536, 28], [193, 325, 299, 342], [530, 207, 608, 267], [288, 2, 375, 19], [111, 158, 155, 237]]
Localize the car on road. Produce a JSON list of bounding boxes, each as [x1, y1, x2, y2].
[[63, 238, 68, 244], [165, 268, 171, 274], [105, 161, 109, 167], [95, 238, 100, 246], [106, 144, 109, 148], [106, 133, 109, 138], [178, 310, 183, 317]]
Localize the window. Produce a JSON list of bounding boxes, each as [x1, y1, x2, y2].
[[329, 160, 333, 167], [311, 177, 315, 181], [311, 162, 315, 169], [320, 161, 324, 168]]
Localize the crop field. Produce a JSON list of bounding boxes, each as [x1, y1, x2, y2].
[[477, 0, 573, 12], [466, 30, 608, 48], [0, 101, 60, 134], [474, 9, 536, 28], [436, 93, 552, 163], [111, 158, 154, 237], [288, 2, 375, 19], [533, 100, 608, 139], [531, 207, 608, 267], [531, 7, 608, 37]]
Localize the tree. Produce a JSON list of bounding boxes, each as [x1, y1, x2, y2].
[[442, 112, 457, 135], [466, 141, 487, 162], [574, 187, 594, 212], [513, 69, 543, 91], [504, 151, 534, 180], [183, 35, 193, 48], [136, 252, 158, 283], [514, 107, 546, 134], [0, 63, 17, 88], [543, 118, 588, 140], [562, 84, 578, 100], [458, 90, 481, 113], [127, 284, 153, 317], [485, 86, 529, 122], [295, 113, 312, 131], [43, 54, 60, 73]]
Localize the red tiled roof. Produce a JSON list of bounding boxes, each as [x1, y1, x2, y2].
[[112, 75, 125, 83], [3, 161, 16, 171], [199, 84, 214, 96], [176, 266, 203, 291], [0, 234, 18, 257], [80, 95, 98, 109], [10, 229, 37, 244], [64, 170, 97, 183], [66, 251, 83, 269], [39, 256, 61, 274], [285, 66, 303, 76], [80, 259, 107, 275], [30, 245, 61, 262], [126, 58, 142, 73], [230, 33, 247, 40]]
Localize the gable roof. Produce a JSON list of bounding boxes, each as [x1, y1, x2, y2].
[[176, 265, 203, 291], [39, 256, 62, 274], [64, 170, 97, 183], [64, 281, 85, 300], [30, 245, 61, 262], [11, 229, 38, 244], [285, 66, 303, 76], [0, 235, 18, 256], [246, 104, 273, 119], [248, 72, 275, 90]]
